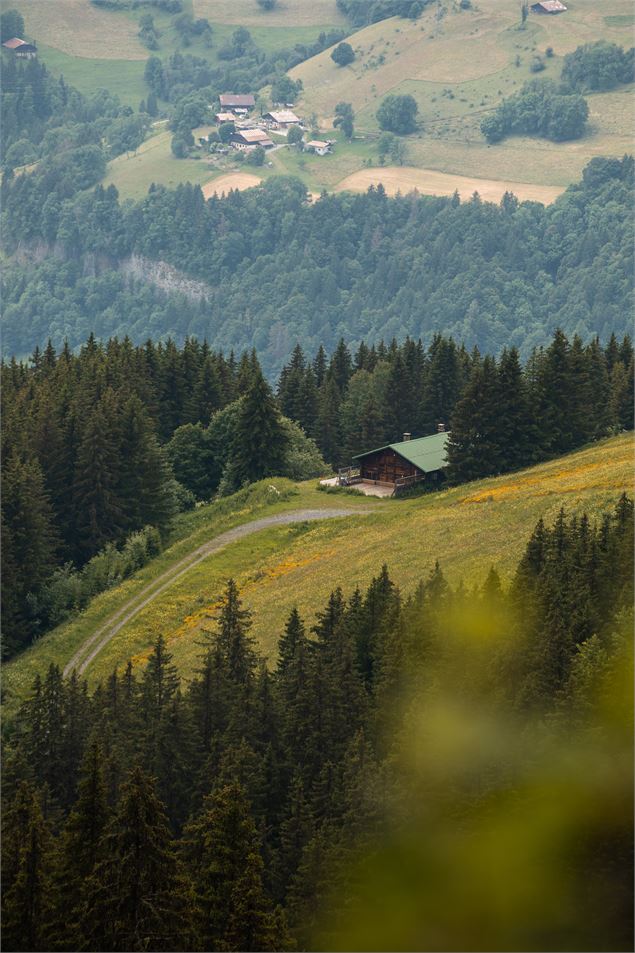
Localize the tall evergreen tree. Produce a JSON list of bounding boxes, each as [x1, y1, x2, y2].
[[230, 367, 288, 486], [80, 767, 195, 951]]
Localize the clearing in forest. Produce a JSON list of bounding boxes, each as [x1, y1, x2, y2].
[[335, 167, 565, 204]]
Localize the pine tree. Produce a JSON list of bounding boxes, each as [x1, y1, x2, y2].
[[1, 782, 54, 952], [49, 741, 110, 948], [72, 390, 124, 560], [315, 376, 342, 464], [118, 395, 177, 533], [80, 766, 195, 951], [182, 781, 289, 951], [231, 367, 288, 485]]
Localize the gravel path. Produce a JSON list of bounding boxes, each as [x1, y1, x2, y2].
[[63, 508, 366, 677]]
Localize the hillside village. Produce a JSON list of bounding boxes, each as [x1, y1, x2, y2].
[[201, 92, 333, 158]]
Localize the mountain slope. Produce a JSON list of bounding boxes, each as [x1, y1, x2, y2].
[[4, 432, 632, 713]]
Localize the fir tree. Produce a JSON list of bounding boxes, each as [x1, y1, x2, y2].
[[80, 767, 195, 951], [231, 367, 288, 486]]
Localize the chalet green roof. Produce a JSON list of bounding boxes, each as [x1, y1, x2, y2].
[[353, 431, 450, 473]]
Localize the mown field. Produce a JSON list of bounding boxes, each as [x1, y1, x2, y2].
[[291, 0, 634, 188], [4, 433, 632, 714]]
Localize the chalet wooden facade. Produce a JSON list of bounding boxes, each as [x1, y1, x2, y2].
[[349, 429, 450, 493]]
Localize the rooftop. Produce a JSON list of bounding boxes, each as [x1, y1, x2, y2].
[[353, 431, 450, 473], [3, 37, 27, 49], [266, 110, 301, 123], [219, 93, 255, 107]]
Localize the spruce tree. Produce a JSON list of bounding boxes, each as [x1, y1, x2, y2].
[[1, 782, 54, 953], [231, 367, 288, 486], [182, 781, 289, 951], [80, 766, 195, 951]]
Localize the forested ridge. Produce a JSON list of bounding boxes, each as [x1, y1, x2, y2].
[[2, 329, 632, 660], [2, 156, 633, 373], [2, 498, 633, 951]]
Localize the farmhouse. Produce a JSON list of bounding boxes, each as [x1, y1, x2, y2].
[[215, 111, 236, 124], [263, 110, 302, 130], [2, 37, 37, 58], [219, 93, 255, 110], [305, 140, 332, 156], [230, 128, 274, 150], [332, 427, 450, 497], [531, 1, 567, 13]]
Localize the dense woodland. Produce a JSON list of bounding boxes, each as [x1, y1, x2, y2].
[[2, 157, 633, 372], [2, 498, 633, 951], [2, 329, 632, 660]]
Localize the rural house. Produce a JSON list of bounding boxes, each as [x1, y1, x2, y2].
[[531, 1, 567, 13], [219, 93, 255, 111], [230, 128, 274, 150], [2, 37, 37, 57], [215, 111, 236, 124], [263, 110, 302, 130], [305, 140, 332, 156], [334, 427, 450, 496]]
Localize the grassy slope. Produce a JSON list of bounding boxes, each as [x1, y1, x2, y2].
[[291, 0, 634, 188], [11, 0, 633, 194], [4, 434, 632, 713]]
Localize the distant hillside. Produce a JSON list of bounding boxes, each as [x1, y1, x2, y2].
[[292, 0, 634, 188], [3, 157, 632, 372], [4, 432, 632, 711]]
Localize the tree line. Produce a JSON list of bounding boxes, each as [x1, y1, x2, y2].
[[274, 330, 633, 471], [2, 496, 633, 950], [1, 337, 325, 658], [2, 157, 633, 374]]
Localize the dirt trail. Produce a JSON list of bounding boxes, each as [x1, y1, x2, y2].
[[63, 508, 366, 677]]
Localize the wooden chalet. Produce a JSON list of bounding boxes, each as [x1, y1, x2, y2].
[[346, 427, 450, 494], [2, 37, 37, 57], [305, 140, 332, 156]]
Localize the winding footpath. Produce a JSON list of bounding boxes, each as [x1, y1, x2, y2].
[[63, 508, 367, 677]]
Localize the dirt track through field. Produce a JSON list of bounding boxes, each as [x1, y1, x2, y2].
[[63, 508, 367, 677]]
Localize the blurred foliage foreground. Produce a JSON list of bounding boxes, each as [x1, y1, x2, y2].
[[2, 499, 633, 951]]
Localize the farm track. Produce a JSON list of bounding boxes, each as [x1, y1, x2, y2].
[[63, 508, 368, 677]]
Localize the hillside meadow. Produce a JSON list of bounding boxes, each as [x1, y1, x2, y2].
[[4, 433, 632, 714]]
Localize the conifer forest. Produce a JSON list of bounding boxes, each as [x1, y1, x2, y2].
[[1, 2, 633, 951]]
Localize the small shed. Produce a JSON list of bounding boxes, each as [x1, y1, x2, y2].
[[352, 429, 450, 491], [219, 93, 255, 110], [531, 1, 567, 13], [2, 37, 37, 57]]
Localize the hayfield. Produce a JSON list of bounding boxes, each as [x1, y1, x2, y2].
[[292, 0, 634, 188], [4, 434, 632, 710], [201, 171, 263, 197], [193, 0, 345, 27], [12, 0, 147, 59], [335, 167, 564, 204]]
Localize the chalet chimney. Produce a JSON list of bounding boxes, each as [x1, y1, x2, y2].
[[403, 432, 411, 441], [437, 422, 445, 433]]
